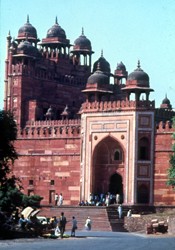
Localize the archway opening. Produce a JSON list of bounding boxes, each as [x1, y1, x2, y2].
[[92, 136, 124, 199], [109, 173, 123, 203]]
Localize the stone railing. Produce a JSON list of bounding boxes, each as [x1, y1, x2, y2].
[[18, 119, 81, 138], [81, 100, 155, 112]]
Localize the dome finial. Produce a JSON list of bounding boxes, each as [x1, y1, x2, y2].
[[101, 49, 103, 57], [137, 60, 141, 69], [82, 27, 84, 35], [27, 15, 29, 23], [55, 16, 58, 24]]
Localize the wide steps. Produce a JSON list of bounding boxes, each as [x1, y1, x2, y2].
[[39, 206, 112, 231]]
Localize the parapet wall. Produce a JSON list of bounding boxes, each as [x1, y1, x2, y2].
[[81, 100, 155, 112], [156, 120, 174, 133], [18, 119, 81, 138]]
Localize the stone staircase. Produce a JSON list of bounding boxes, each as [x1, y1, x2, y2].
[[106, 206, 128, 232], [39, 206, 127, 232]]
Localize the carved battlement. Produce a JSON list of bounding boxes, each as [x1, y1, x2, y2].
[[18, 119, 81, 138], [81, 100, 155, 112], [156, 120, 175, 133]]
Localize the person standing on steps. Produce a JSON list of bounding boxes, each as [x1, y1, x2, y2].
[[58, 212, 67, 238], [117, 204, 122, 219], [71, 216, 77, 237], [85, 216, 92, 230]]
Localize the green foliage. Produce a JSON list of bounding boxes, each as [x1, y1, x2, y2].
[[0, 110, 19, 188], [22, 195, 43, 208], [0, 110, 43, 212], [167, 117, 175, 188], [0, 186, 23, 212], [0, 110, 21, 211]]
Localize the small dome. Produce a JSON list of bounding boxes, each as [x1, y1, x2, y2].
[[127, 61, 149, 86], [17, 40, 41, 57], [116, 61, 126, 71], [46, 17, 66, 39], [162, 95, 170, 105], [18, 15, 37, 39], [73, 28, 92, 51], [160, 94, 172, 110], [93, 51, 110, 74], [87, 64, 109, 85]]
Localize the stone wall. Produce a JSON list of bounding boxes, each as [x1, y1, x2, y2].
[[124, 214, 175, 235], [13, 128, 81, 206]]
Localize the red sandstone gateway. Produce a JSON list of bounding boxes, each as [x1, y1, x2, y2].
[[3, 16, 175, 206]]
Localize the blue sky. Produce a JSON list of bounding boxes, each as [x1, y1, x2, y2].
[[0, 0, 175, 109]]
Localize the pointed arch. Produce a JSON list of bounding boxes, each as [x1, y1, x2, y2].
[[92, 135, 124, 196]]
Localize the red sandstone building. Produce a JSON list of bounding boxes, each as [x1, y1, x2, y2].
[[3, 16, 175, 206]]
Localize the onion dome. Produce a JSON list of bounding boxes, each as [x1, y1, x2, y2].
[[160, 94, 172, 110], [73, 28, 92, 51], [46, 17, 66, 39], [127, 60, 149, 87], [162, 94, 170, 105], [17, 39, 41, 57], [17, 15, 37, 39], [87, 63, 109, 85], [93, 50, 111, 74], [82, 63, 113, 96]]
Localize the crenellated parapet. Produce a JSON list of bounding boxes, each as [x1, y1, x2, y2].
[[155, 120, 175, 133], [81, 100, 155, 113], [18, 119, 81, 138]]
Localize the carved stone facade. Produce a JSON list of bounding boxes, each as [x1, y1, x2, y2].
[[3, 17, 175, 206]]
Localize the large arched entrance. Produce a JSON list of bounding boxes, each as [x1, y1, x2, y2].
[[109, 173, 123, 203], [92, 136, 124, 199]]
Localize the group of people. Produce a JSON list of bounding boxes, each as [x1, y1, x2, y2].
[[54, 193, 63, 206], [18, 213, 44, 235], [79, 193, 122, 207], [49, 212, 91, 238], [117, 205, 132, 219]]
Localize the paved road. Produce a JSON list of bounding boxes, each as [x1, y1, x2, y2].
[[0, 231, 175, 250]]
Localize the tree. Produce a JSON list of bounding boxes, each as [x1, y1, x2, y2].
[[0, 110, 20, 189], [0, 110, 22, 211], [0, 110, 43, 212], [167, 117, 175, 188]]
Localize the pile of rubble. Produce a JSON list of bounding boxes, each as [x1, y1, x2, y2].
[[146, 219, 168, 234]]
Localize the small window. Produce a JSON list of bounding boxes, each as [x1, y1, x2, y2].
[[50, 180, 54, 185], [114, 151, 120, 161], [29, 180, 33, 185], [114, 149, 122, 161], [138, 137, 150, 160]]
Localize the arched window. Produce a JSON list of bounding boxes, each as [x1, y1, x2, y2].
[[138, 137, 150, 160], [114, 149, 122, 161]]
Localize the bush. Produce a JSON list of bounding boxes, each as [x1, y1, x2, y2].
[[22, 195, 43, 208]]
